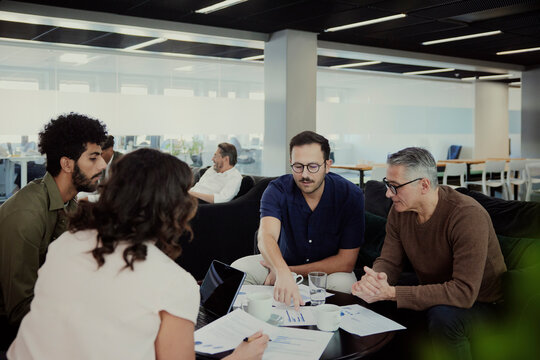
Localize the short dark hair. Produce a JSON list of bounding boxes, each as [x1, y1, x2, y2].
[[218, 142, 237, 166], [289, 131, 330, 161], [38, 112, 107, 176], [101, 135, 115, 150], [68, 148, 197, 270]]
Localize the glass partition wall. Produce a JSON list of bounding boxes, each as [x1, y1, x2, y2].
[[0, 42, 264, 175]]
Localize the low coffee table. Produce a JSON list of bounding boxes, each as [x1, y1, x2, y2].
[[313, 291, 394, 359], [196, 290, 395, 359]]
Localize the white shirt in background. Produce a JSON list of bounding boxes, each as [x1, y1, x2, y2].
[[8, 229, 199, 360], [191, 166, 242, 203]]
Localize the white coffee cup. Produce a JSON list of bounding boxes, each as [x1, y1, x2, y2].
[[315, 304, 341, 332], [246, 292, 272, 321], [291, 272, 303, 285]]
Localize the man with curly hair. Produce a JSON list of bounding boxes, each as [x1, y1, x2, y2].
[[0, 112, 107, 349]]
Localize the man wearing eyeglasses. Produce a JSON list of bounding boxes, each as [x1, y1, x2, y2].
[[351, 147, 506, 359], [232, 131, 364, 309]]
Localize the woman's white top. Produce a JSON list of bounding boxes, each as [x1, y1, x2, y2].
[[8, 229, 199, 360]]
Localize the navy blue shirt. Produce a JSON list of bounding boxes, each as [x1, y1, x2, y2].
[[260, 172, 365, 266]]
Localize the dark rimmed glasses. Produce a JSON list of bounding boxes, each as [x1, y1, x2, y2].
[[290, 162, 325, 174], [382, 177, 423, 195]]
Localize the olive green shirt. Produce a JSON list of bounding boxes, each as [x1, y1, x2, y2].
[[0, 172, 77, 325]]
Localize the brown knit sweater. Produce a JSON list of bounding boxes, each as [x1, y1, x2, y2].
[[373, 186, 506, 311]]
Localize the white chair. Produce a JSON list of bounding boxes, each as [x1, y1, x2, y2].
[[525, 162, 540, 201], [467, 160, 508, 199], [506, 159, 527, 201], [370, 166, 387, 182], [442, 162, 467, 188]]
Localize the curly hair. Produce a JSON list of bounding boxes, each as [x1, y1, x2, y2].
[[38, 112, 107, 176], [68, 148, 198, 270]]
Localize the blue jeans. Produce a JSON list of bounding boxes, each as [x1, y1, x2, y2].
[[427, 303, 495, 360]]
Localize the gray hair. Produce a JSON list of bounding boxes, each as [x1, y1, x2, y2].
[[387, 147, 438, 188]]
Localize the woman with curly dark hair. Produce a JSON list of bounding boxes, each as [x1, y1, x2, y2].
[[7, 148, 268, 360]]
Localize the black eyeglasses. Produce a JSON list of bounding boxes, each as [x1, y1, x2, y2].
[[382, 177, 423, 195], [290, 162, 325, 174]]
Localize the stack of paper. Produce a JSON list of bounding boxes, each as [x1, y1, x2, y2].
[[195, 309, 333, 359]]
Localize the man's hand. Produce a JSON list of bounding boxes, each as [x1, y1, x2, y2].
[[351, 266, 396, 303], [260, 260, 276, 286], [274, 269, 304, 310]]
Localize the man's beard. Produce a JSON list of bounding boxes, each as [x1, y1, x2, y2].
[[73, 164, 101, 193]]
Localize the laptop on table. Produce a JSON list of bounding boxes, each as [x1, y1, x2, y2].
[[195, 260, 246, 330]]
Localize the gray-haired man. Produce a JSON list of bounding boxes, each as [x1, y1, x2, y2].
[[352, 147, 506, 360]]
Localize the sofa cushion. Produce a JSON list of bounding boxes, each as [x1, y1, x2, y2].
[[498, 234, 540, 271], [356, 211, 387, 269], [456, 187, 540, 239], [364, 180, 392, 218], [497, 235, 540, 312]]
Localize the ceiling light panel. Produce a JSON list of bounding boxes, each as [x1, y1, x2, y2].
[[330, 61, 381, 69], [478, 74, 511, 80], [404, 68, 455, 75], [195, 0, 248, 14], [241, 54, 264, 61], [497, 46, 540, 55], [422, 30, 502, 45], [325, 14, 406, 32], [124, 37, 167, 51]]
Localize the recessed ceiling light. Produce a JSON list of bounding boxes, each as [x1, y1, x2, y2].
[[124, 38, 167, 51], [461, 76, 476, 81], [509, 81, 521, 86], [195, 0, 248, 14], [422, 30, 502, 45], [403, 68, 455, 75], [330, 61, 381, 69], [325, 14, 406, 32], [497, 46, 540, 55], [478, 74, 512, 80], [241, 54, 264, 61]]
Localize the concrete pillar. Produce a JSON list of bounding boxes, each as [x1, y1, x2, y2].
[[474, 81, 509, 158], [521, 67, 540, 158], [262, 30, 317, 176]]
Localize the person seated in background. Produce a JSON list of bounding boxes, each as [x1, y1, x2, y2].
[[7, 148, 268, 360], [189, 142, 242, 203], [352, 147, 506, 360], [99, 135, 123, 181], [78, 135, 123, 202], [232, 131, 364, 309], [0, 113, 107, 350]]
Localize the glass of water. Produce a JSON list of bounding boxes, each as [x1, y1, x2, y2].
[[308, 271, 327, 306]]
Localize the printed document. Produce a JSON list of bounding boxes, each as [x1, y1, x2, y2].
[[234, 284, 333, 308], [272, 305, 317, 326], [339, 304, 406, 336], [195, 309, 332, 359]]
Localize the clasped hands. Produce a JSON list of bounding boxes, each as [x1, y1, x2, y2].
[[351, 266, 396, 303], [260, 260, 304, 310]]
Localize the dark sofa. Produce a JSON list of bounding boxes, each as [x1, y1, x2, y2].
[[176, 177, 274, 280]]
